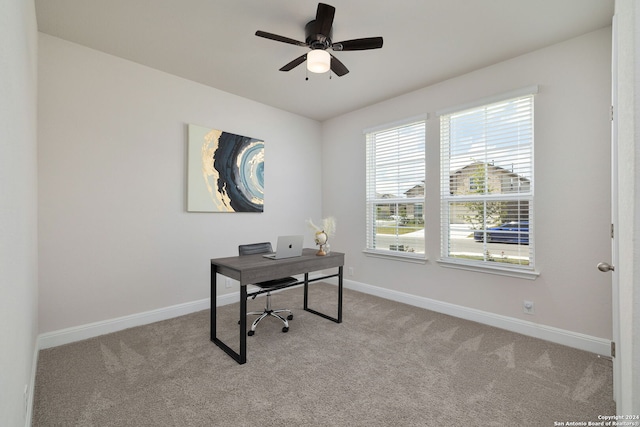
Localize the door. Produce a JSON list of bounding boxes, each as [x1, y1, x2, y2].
[[598, 15, 621, 405]]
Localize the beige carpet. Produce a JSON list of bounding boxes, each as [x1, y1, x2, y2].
[[33, 283, 615, 426]]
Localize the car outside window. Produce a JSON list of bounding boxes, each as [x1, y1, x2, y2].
[[439, 93, 535, 274]]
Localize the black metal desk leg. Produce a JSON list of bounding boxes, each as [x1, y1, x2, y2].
[[303, 267, 342, 323], [303, 273, 309, 309], [337, 266, 343, 323], [239, 285, 247, 364], [211, 267, 247, 364], [210, 265, 217, 341]]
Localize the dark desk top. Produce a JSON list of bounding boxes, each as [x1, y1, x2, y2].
[[211, 248, 344, 285]]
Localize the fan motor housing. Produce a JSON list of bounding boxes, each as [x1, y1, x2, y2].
[[305, 20, 332, 49]]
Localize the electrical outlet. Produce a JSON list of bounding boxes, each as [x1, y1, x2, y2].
[[225, 278, 233, 288], [523, 300, 535, 314], [348, 267, 354, 277]]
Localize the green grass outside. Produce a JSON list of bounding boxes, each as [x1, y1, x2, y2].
[[376, 226, 423, 235]]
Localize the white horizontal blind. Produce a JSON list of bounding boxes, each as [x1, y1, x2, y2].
[[440, 94, 534, 269], [366, 120, 426, 256]]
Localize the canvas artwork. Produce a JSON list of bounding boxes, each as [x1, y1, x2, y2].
[[188, 124, 264, 212]]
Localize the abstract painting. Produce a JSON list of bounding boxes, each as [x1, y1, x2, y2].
[[188, 124, 264, 212]]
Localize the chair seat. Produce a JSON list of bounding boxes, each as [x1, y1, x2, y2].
[[255, 276, 298, 289]]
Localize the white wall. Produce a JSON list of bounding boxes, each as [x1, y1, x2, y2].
[[322, 28, 613, 340], [38, 34, 322, 333], [0, 0, 39, 425]]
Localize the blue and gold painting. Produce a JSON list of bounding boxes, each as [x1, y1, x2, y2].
[[188, 124, 264, 212]]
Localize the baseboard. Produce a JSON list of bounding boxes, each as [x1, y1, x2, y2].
[[36, 276, 610, 357], [37, 298, 211, 349], [36, 277, 312, 350], [337, 278, 611, 356]]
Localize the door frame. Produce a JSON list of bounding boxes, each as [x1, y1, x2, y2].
[[610, 15, 621, 405]]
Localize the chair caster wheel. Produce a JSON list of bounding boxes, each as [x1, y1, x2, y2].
[[248, 330, 255, 336], [282, 327, 289, 333], [287, 315, 293, 320]]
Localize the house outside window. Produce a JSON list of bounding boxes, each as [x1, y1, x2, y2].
[[439, 89, 536, 275], [365, 118, 426, 259]]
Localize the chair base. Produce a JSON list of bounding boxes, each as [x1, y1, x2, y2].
[[245, 291, 293, 336], [247, 309, 293, 335]]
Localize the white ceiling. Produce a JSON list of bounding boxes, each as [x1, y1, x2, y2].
[[35, 0, 614, 122]]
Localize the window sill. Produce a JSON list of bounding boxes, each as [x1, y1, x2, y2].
[[363, 249, 427, 264], [436, 258, 540, 280]]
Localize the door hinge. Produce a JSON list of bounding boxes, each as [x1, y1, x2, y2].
[[611, 105, 614, 122], [611, 223, 614, 239], [611, 341, 616, 358]]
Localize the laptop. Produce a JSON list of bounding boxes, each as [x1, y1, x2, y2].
[[263, 235, 304, 259]]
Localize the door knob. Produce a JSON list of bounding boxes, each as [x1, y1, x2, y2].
[[597, 262, 615, 272]]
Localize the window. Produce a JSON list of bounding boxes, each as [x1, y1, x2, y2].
[[439, 90, 536, 275], [365, 118, 426, 259], [469, 177, 479, 192]]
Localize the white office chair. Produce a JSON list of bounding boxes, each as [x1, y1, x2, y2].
[[239, 242, 297, 336]]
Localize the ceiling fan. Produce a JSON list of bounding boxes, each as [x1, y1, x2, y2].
[[255, 2, 383, 77]]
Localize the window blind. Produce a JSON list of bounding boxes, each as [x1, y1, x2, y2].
[[366, 120, 426, 256], [440, 94, 534, 269]]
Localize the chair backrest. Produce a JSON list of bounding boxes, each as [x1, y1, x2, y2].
[[238, 242, 273, 256]]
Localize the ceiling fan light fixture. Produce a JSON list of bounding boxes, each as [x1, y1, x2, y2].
[[307, 49, 330, 73]]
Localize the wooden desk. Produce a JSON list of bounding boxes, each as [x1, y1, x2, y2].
[[211, 248, 344, 364]]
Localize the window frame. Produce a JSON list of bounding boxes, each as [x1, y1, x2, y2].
[[363, 115, 427, 262], [437, 88, 539, 279]]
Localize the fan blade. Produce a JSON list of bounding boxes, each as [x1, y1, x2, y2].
[[332, 37, 383, 51], [316, 3, 335, 36], [255, 30, 307, 47], [279, 54, 307, 72], [330, 54, 349, 76]]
